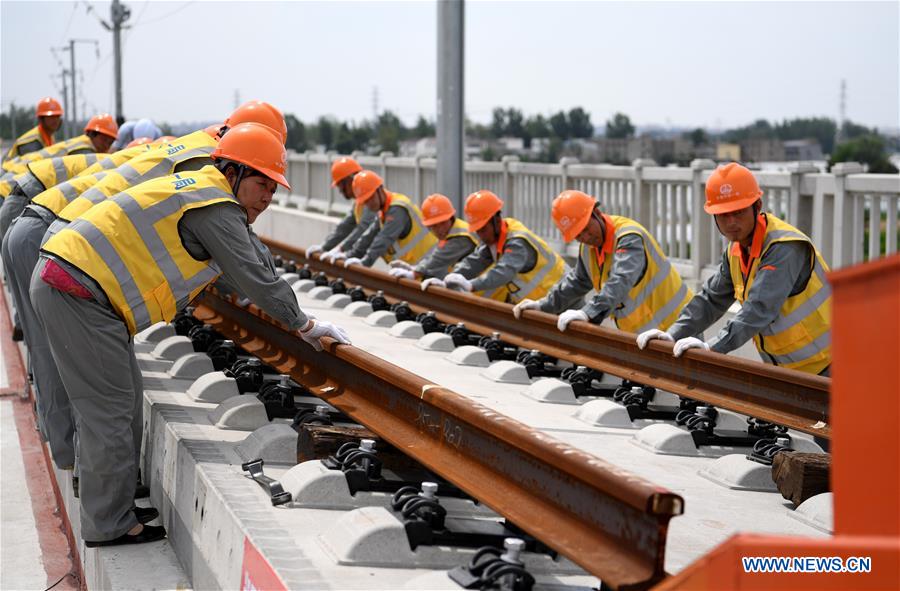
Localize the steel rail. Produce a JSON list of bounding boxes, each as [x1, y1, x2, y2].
[[264, 238, 831, 438], [195, 290, 682, 590]]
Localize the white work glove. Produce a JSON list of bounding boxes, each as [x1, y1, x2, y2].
[[421, 277, 445, 291], [672, 336, 710, 357], [299, 319, 351, 352], [322, 248, 344, 264], [512, 298, 541, 319], [343, 257, 362, 268], [306, 244, 323, 257], [444, 272, 472, 292], [389, 267, 415, 279], [389, 260, 414, 271], [636, 329, 674, 350], [557, 309, 589, 332]]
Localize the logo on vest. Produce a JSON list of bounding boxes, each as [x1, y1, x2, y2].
[[172, 174, 196, 190], [166, 144, 186, 156]]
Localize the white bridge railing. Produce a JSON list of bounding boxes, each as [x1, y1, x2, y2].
[[278, 151, 900, 278]]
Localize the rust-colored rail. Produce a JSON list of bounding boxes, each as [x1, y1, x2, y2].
[[196, 289, 682, 590], [265, 238, 831, 438]]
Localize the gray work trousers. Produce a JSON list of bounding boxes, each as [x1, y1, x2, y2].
[[31, 257, 141, 541], [1, 214, 76, 467], [0, 192, 27, 241]]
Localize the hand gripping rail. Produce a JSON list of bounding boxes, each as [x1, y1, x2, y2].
[[268, 240, 830, 439], [195, 290, 683, 590]]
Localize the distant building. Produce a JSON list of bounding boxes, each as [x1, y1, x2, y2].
[[741, 138, 785, 162], [717, 143, 741, 161], [783, 139, 824, 161]]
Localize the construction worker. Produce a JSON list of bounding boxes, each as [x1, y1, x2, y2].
[[1, 104, 287, 473], [2, 97, 63, 162], [388, 193, 477, 280], [423, 190, 567, 303], [0, 114, 118, 237], [307, 157, 376, 262], [111, 118, 163, 150], [31, 123, 350, 547], [512, 190, 692, 333], [335, 170, 438, 268], [2, 113, 118, 175], [637, 162, 832, 376]]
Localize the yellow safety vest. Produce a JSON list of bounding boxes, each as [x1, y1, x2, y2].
[[2, 135, 94, 174], [480, 218, 566, 304], [46, 131, 217, 221], [1, 153, 102, 199], [29, 145, 151, 215], [441, 218, 504, 301], [727, 214, 831, 375], [353, 201, 366, 224], [378, 192, 438, 265], [42, 166, 237, 335], [3, 126, 52, 162], [580, 214, 692, 332]]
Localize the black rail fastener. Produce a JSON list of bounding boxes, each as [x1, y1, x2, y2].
[[298, 264, 313, 280], [448, 538, 536, 591], [172, 307, 200, 336], [188, 324, 222, 353], [225, 358, 266, 393], [313, 271, 330, 287], [747, 435, 794, 465], [329, 278, 347, 294], [516, 349, 562, 379], [416, 311, 446, 334], [368, 290, 389, 311], [478, 332, 519, 361], [272, 255, 284, 268], [445, 322, 480, 347], [292, 405, 334, 429], [347, 286, 367, 302], [257, 375, 302, 420], [207, 339, 238, 371], [282, 259, 298, 274], [241, 458, 292, 506], [391, 300, 414, 322]]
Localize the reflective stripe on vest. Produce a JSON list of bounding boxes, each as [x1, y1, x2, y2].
[[580, 215, 693, 332], [32, 171, 110, 216], [2, 135, 94, 174], [3, 126, 48, 162], [728, 214, 832, 375], [25, 153, 101, 193], [42, 166, 236, 335], [496, 218, 567, 304], [55, 131, 217, 222], [380, 193, 438, 265]]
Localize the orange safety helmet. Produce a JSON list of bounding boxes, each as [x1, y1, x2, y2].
[[552, 190, 597, 242], [83, 113, 119, 139], [127, 136, 154, 148], [211, 122, 290, 190], [464, 190, 504, 231], [154, 135, 176, 144], [225, 101, 288, 144], [421, 194, 456, 226], [203, 123, 225, 138], [352, 170, 384, 204], [704, 162, 763, 215], [36, 97, 63, 117], [331, 157, 362, 187]]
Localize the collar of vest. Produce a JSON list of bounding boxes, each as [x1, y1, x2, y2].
[[378, 191, 393, 222], [495, 218, 510, 255], [591, 213, 617, 267], [731, 213, 768, 276], [38, 125, 54, 148]]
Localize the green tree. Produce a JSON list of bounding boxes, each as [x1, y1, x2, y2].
[[314, 116, 335, 150], [774, 117, 836, 154], [283, 114, 308, 151], [685, 127, 708, 146], [375, 110, 405, 153], [334, 122, 356, 154], [829, 134, 898, 173], [490, 108, 506, 139], [549, 111, 570, 139], [0, 103, 35, 140], [413, 116, 435, 138], [604, 112, 634, 139], [723, 119, 775, 143], [505, 108, 525, 138], [568, 107, 593, 138]]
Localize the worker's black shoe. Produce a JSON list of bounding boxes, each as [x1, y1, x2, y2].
[[134, 506, 159, 524], [134, 484, 150, 499], [11, 325, 23, 341], [84, 524, 167, 548]]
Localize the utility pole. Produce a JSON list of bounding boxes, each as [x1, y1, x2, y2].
[[101, 0, 131, 125], [58, 70, 71, 136], [63, 39, 99, 127], [436, 0, 465, 212], [834, 78, 847, 150]]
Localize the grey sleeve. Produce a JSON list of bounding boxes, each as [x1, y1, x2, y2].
[[452, 244, 494, 278], [415, 236, 476, 279], [359, 206, 412, 267], [322, 211, 358, 251], [180, 204, 308, 330], [349, 215, 379, 258], [16, 140, 44, 157], [708, 241, 811, 354], [581, 233, 647, 322], [668, 252, 736, 341], [173, 156, 213, 173], [339, 207, 376, 251], [540, 253, 594, 314], [470, 238, 534, 292]]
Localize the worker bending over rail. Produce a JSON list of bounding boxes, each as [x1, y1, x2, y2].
[[388, 193, 477, 280], [333, 170, 438, 269], [2, 97, 63, 162], [423, 190, 567, 304], [31, 123, 350, 548], [308, 157, 376, 262], [514, 190, 693, 333], [637, 162, 832, 377]]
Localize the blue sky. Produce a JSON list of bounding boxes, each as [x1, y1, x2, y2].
[[2, 1, 897, 130]]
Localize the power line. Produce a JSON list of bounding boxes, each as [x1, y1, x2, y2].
[[134, 1, 195, 27]]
